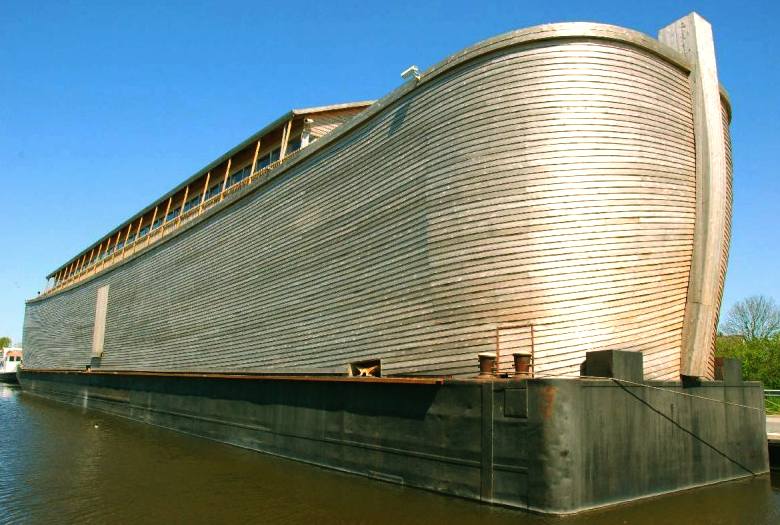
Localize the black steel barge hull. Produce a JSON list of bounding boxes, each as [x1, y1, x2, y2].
[[17, 355, 769, 515]]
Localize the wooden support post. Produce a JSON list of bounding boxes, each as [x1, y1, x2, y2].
[[251, 139, 261, 174], [79, 253, 89, 273], [161, 197, 173, 230], [659, 13, 729, 378], [72, 256, 82, 276], [177, 185, 190, 225], [147, 205, 160, 245], [132, 217, 143, 252], [112, 231, 122, 260], [64, 261, 75, 280], [83, 253, 92, 272], [120, 223, 132, 256], [199, 171, 211, 210], [92, 242, 104, 272], [280, 119, 292, 160], [219, 158, 232, 201], [102, 237, 113, 269]]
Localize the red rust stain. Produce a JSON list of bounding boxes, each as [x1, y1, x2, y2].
[[540, 385, 557, 420]]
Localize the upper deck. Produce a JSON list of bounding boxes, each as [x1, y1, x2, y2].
[[40, 101, 373, 296]]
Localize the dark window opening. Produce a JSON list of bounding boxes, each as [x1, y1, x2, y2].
[[349, 359, 382, 378]]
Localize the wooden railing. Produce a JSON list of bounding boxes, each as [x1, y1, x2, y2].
[[42, 147, 306, 296]]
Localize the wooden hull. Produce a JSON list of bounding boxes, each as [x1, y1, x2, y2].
[[23, 21, 732, 380]]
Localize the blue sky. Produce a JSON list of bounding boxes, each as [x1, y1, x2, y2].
[[0, 0, 777, 344]]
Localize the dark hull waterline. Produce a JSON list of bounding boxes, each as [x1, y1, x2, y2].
[[17, 354, 770, 515], [0, 372, 18, 384]]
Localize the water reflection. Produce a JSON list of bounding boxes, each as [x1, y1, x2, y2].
[[1, 384, 778, 524]]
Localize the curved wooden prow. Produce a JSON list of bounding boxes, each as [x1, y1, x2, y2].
[[659, 13, 731, 378]]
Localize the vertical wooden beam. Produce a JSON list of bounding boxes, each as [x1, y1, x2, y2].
[[101, 236, 113, 269], [78, 254, 88, 274], [93, 242, 104, 270], [161, 197, 173, 229], [92, 285, 110, 359], [199, 171, 211, 210], [250, 139, 261, 174], [72, 256, 83, 276], [219, 158, 232, 201], [86, 247, 96, 267], [132, 217, 143, 252], [112, 231, 122, 260], [279, 119, 292, 160], [659, 13, 729, 378], [120, 223, 133, 256], [147, 205, 160, 245], [177, 185, 190, 224], [65, 261, 76, 280]]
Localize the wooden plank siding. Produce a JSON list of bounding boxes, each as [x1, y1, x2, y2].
[[23, 27, 731, 379], [308, 109, 365, 138]]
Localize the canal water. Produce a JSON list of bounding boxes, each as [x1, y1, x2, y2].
[[1, 384, 778, 525]]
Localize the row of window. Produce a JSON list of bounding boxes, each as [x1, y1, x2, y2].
[[253, 136, 307, 172], [61, 134, 316, 280]]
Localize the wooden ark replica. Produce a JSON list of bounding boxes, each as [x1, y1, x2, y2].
[[19, 13, 769, 515]]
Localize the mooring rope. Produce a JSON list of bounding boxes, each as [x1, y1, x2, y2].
[[528, 373, 764, 412]]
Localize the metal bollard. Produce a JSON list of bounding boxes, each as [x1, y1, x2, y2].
[[513, 352, 532, 378], [478, 352, 497, 378]]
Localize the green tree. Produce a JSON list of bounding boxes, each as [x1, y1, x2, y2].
[[715, 335, 780, 389], [0, 336, 11, 349]]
